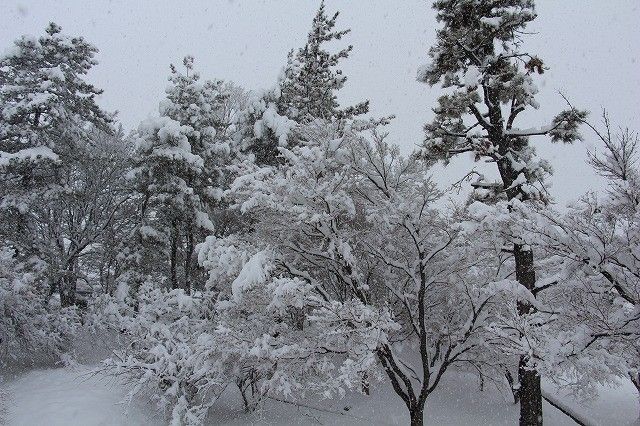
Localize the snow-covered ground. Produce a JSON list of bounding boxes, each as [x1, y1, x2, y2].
[[1, 365, 638, 425], [1, 366, 160, 426]]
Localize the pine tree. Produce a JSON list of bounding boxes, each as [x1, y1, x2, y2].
[[131, 57, 230, 291], [244, 2, 369, 166], [0, 23, 116, 306], [418, 1, 586, 424], [277, 1, 369, 122], [0, 23, 112, 207]]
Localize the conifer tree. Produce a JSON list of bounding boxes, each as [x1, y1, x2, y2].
[[0, 23, 112, 202], [131, 57, 230, 291], [0, 23, 116, 305], [245, 2, 369, 166], [418, 1, 586, 424], [277, 1, 369, 122]]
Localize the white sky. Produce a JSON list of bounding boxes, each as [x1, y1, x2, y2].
[[1, 0, 638, 205]]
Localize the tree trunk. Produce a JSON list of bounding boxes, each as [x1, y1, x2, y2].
[[170, 219, 179, 289], [409, 405, 424, 426], [361, 372, 370, 395], [518, 356, 543, 426], [496, 141, 544, 425], [60, 259, 77, 307], [183, 222, 194, 293], [514, 244, 543, 426], [629, 370, 640, 420]]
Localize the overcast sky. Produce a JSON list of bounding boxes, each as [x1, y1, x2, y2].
[[1, 1, 638, 205]]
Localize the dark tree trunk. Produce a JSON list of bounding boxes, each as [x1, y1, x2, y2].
[[33, 108, 41, 127], [183, 222, 194, 293], [518, 357, 543, 426], [631, 370, 640, 394], [495, 135, 544, 425], [291, 307, 305, 330], [170, 219, 179, 289], [60, 260, 77, 307], [60, 235, 78, 307], [630, 371, 640, 420], [361, 372, 370, 395], [409, 405, 424, 426], [514, 244, 543, 426], [377, 344, 427, 426]]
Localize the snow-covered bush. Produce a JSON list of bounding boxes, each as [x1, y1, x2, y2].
[[98, 283, 225, 425], [198, 234, 396, 402], [0, 247, 79, 364]]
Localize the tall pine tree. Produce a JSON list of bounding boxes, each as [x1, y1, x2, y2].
[[418, 1, 585, 424], [0, 23, 114, 305], [245, 1, 369, 166], [277, 1, 369, 122], [130, 57, 230, 291], [0, 22, 112, 213]]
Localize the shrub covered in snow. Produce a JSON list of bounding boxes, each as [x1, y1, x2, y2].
[[0, 247, 79, 364], [97, 283, 227, 425]]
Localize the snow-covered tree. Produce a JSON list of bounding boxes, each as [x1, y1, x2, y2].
[[129, 57, 232, 291], [0, 124, 134, 306], [200, 119, 523, 425], [102, 118, 523, 425], [69, 127, 137, 297], [241, 2, 368, 166], [235, 87, 297, 167], [418, 1, 586, 423], [277, 1, 369, 123], [0, 23, 130, 306], [514, 115, 640, 412], [0, 22, 112, 210]]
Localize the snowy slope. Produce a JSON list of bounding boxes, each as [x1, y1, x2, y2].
[[1, 366, 638, 425]]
